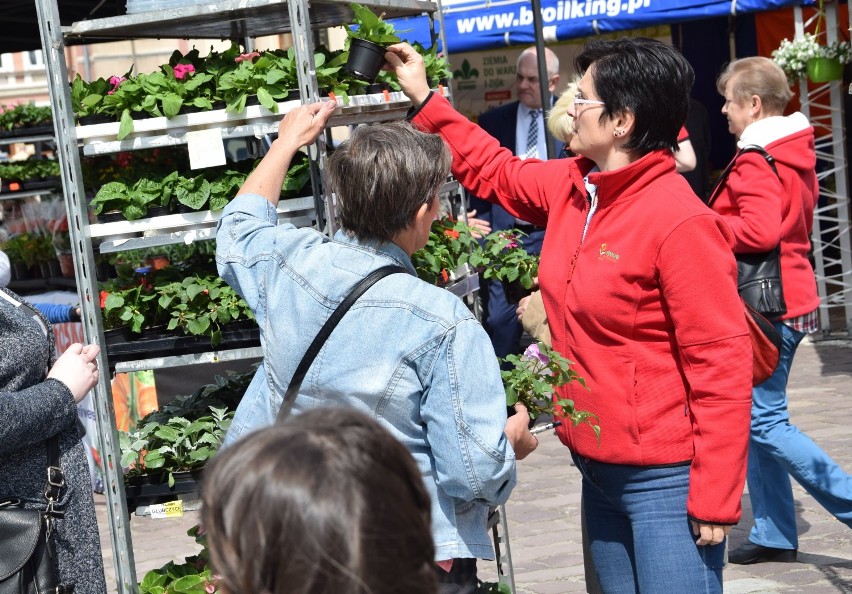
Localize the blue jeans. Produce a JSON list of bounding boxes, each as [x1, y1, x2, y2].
[[747, 322, 852, 549], [573, 454, 725, 594]]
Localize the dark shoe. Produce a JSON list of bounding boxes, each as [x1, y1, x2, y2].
[[728, 541, 797, 565]]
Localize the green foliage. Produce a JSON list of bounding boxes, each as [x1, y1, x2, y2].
[[314, 47, 353, 98], [345, 2, 405, 46], [0, 158, 60, 182], [100, 265, 254, 344], [481, 229, 539, 289], [411, 216, 487, 285], [138, 526, 218, 594], [501, 342, 599, 439], [476, 581, 513, 594], [0, 103, 52, 131], [120, 406, 232, 486], [1, 232, 54, 267], [89, 153, 309, 220], [217, 48, 297, 113], [412, 41, 452, 86]]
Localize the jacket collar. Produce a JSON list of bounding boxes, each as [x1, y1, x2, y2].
[[569, 150, 676, 206], [333, 230, 417, 273]]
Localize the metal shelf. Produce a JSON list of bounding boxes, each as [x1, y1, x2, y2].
[[78, 97, 421, 156], [64, 0, 436, 45], [0, 133, 55, 146], [0, 188, 60, 201], [92, 196, 315, 252], [113, 346, 263, 373]]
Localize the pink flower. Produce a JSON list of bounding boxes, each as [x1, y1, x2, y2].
[[524, 343, 549, 366], [107, 75, 126, 95], [173, 64, 196, 80], [204, 582, 216, 593], [235, 51, 260, 63]]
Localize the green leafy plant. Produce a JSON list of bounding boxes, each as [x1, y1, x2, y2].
[[156, 275, 254, 347], [120, 406, 233, 487], [500, 342, 599, 437], [411, 216, 487, 285], [217, 48, 296, 113], [1, 232, 54, 268], [481, 229, 539, 289], [0, 158, 60, 182], [345, 2, 405, 47], [412, 41, 452, 86], [314, 47, 354, 98], [0, 103, 53, 131], [138, 526, 218, 594]]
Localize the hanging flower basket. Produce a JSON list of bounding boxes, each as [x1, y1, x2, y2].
[[806, 56, 844, 82]]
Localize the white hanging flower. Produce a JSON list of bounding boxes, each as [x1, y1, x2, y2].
[[772, 32, 852, 83]]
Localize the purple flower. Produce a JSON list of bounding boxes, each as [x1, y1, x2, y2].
[[524, 343, 549, 365], [235, 51, 261, 63], [173, 63, 196, 80], [107, 75, 126, 95]]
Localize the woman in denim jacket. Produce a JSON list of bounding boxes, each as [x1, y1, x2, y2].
[[216, 101, 537, 593]]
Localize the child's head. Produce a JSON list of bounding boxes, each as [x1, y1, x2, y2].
[[202, 406, 436, 594]]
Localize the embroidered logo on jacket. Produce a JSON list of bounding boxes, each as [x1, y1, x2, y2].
[[598, 243, 620, 263]]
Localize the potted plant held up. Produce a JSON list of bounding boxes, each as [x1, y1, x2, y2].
[[343, 2, 405, 82], [481, 229, 540, 305]]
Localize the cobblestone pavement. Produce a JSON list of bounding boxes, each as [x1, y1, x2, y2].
[[96, 337, 852, 593]]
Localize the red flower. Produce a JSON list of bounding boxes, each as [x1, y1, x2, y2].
[[99, 291, 109, 309], [444, 229, 460, 239]]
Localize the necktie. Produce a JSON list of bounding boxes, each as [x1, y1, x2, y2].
[[525, 110, 540, 159]]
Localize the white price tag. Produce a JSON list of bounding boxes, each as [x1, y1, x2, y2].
[[186, 128, 226, 170], [148, 500, 184, 519]]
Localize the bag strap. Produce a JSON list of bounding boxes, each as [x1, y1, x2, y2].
[[44, 435, 65, 518], [707, 144, 779, 208], [276, 265, 409, 422]]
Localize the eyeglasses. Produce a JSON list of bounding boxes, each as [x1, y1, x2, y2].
[[573, 97, 606, 111]]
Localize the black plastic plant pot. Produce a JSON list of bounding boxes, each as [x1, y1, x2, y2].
[[501, 279, 532, 305], [365, 81, 389, 94], [344, 38, 387, 82]]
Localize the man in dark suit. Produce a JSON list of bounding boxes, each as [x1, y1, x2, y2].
[[470, 45, 564, 358]]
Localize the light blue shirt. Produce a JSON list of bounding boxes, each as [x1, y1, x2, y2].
[[216, 194, 517, 561]]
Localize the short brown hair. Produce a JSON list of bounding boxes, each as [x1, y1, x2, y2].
[[202, 407, 436, 594], [716, 57, 793, 115], [329, 121, 451, 242]]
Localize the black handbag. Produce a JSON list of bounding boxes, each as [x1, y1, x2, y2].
[[708, 144, 787, 321], [0, 436, 74, 594]]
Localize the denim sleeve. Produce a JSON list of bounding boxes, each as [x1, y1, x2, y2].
[[422, 318, 517, 506], [215, 194, 280, 321]]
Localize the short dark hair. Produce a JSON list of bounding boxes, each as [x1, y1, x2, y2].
[[574, 37, 694, 153], [328, 121, 452, 242], [202, 407, 436, 594]]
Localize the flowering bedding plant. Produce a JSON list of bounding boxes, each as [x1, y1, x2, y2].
[[772, 32, 852, 82], [411, 216, 487, 285], [501, 342, 600, 439], [481, 229, 539, 290]]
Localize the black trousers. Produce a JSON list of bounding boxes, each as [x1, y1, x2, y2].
[[434, 558, 478, 594]]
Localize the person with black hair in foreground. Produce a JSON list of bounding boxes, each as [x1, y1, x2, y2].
[[385, 37, 752, 592], [203, 407, 436, 594]]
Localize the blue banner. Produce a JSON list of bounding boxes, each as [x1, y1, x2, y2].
[[394, 0, 809, 54]]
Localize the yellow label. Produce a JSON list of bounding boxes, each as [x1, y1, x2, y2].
[[149, 500, 184, 519]]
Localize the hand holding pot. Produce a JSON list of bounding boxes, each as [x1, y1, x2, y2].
[[383, 43, 431, 106]]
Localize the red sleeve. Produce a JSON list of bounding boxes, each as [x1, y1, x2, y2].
[[719, 152, 783, 252], [657, 215, 752, 524], [678, 126, 689, 143], [411, 93, 579, 228]]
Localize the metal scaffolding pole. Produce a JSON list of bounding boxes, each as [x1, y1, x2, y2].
[[794, 4, 852, 337]]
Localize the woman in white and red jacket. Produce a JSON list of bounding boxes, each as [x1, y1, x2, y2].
[[714, 57, 852, 566], [386, 38, 752, 593]]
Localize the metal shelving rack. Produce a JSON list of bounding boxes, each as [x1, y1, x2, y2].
[[34, 0, 440, 590]]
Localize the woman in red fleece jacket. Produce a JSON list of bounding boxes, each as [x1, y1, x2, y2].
[[385, 38, 752, 593], [714, 57, 852, 566]]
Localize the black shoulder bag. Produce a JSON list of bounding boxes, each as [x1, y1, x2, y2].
[[708, 144, 787, 321], [0, 436, 74, 593], [276, 265, 408, 422]]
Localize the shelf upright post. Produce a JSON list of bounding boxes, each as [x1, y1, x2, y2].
[[287, 0, 338, 237], [33, 0, 138, 590]]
